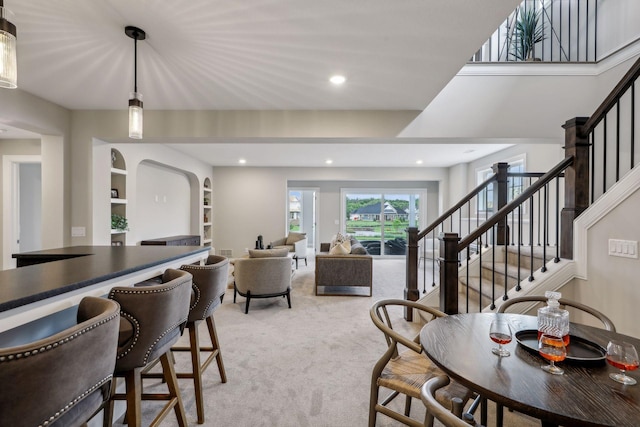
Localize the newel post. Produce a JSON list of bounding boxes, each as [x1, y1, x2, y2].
[[561, 117, 590, 259], [493, 162, 510, 245], [404, 227, 419, 321], [439, 232, 460, 314]]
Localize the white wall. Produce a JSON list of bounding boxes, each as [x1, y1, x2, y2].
[[135, 162, 191, 241], [598, 0, 640, 60], [562, 186, 640, 337], [213, 167, 446, 257]]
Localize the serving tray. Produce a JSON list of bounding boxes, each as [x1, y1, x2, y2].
[[515, 329, 606, 365]]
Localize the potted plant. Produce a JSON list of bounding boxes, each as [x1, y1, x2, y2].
[[510, 7, 546, 61], [204, 197, 210, 205], [111, 213, 129, 231]]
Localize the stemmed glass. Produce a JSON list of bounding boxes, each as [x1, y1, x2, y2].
[[606, 341, 639, 385], [538, 334, 566, 375], [489, 317, 512, 357]]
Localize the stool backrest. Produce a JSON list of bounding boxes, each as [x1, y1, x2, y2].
[[109, 268, 192, 372], [180, 255, 229, 321], [0, 296, 120, 427]]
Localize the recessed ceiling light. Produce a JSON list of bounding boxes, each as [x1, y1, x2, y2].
[[464, 149, 476, 154], [238, 158, 246, 164], [325, 159, 333, 165], [329, 75, 346, 85], [416, 160, 423, 165]]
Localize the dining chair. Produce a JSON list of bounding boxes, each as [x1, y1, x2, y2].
[[497, 295, 616, 331], [420, 376, 483, 427], [0, 296, 120, 427], [494, 295, 616, 427], [369, 299, 474, 427]]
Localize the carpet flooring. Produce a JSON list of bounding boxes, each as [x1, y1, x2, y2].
[[113, 256, 539, 427]]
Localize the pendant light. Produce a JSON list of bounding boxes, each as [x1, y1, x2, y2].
[[125, 26, 146, 139], [0, 0, 17, 89]]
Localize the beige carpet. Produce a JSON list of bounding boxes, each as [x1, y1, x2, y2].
[[114, 256, 539, 427]]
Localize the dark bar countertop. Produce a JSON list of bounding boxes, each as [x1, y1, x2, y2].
[[2, 245, 209, 312]]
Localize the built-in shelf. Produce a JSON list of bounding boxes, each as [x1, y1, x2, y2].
[[111, 149, 127, 246], [203, 178, 212, 248], [110, 167, 128, 176]]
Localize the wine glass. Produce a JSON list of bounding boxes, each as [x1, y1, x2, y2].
[[489, 317, 512, 357], [538, 334, 566, 375], [606, 341, 639, 385]]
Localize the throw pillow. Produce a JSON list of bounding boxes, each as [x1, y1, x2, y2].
[[329, 240, 351, 255], [248, 248, 290, 258]]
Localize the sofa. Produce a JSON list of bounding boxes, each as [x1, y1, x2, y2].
[[315, 237, 372, 296]]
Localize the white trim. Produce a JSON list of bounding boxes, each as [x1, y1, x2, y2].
[[573, 166, 640, 279], [2, 155, 42, 270]]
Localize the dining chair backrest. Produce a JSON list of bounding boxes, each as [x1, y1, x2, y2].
[[420, 376, 478, 427], [497, 295, 616, 332]]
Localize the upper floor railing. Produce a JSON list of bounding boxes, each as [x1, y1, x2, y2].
[[470, 0, 598, 63]]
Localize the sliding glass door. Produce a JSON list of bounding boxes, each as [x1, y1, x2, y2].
[[344, 191, 420, 256]]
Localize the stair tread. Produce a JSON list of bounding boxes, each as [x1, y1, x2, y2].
[[503, 244, 557, 260], [480, 261, 536, 280]]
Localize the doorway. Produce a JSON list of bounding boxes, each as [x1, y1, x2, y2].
[[287, 188, 317, 250], [2, 155, 42, 269]]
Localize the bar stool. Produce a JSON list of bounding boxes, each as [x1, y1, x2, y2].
[[175, 255, 229, 423], [104, 268, 192, 427], [0, 296, 120, 427]]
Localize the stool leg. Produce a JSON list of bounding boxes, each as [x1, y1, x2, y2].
[[124, 369, 142, 427], [103, 377, 117, 427], [160, 352, 188, 427], [188, 322, 205, 424], [206, 315, 227, 383]]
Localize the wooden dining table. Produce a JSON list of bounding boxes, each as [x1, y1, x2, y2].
[[420, 313, 640, 427]]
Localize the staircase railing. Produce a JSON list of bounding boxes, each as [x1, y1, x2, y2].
[[404, 55, 640, 319]]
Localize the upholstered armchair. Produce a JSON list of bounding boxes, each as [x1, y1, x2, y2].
[[233, 254, 292, 313], [272, 231, 308, 268], [0, 296, 120, 427]]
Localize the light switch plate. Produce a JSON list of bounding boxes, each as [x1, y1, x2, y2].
[[608, 239, 638, 259]]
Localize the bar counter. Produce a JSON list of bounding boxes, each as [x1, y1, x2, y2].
[[0, 245, 210, 343]]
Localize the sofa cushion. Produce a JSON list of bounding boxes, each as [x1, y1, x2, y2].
[[329, 240, 351, 255], [286, 232, 306, 245], [249, 248, 290, 258]]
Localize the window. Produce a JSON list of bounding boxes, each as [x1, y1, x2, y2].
[[342, 190, 422, 256], [476, 157, 526, 213]]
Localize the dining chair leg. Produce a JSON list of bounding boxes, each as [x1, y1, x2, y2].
[[404, 395, 413, 416], [206, 315, 227, 382], [424, 412, 435, 427], [160, 352, 188, 427], [368, 382, 379, 427]]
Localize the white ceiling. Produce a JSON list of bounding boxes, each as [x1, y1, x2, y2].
[[3, 0, 522, 166]]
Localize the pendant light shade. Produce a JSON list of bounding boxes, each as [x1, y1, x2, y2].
[[128, 92, 143, 139], [0, 1, 17, 89], [125, 26, 146, 139]]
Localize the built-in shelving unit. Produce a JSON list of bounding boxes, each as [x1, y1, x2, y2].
[[202, 178, 213, 246], [111, 149, 127, 246], [203, 178, 212, 247]]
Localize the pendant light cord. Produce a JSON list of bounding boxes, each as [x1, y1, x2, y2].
[[133, 34, 138, 93]]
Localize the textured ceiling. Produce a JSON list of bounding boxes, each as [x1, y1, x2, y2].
[[4, 0, 522, 166]]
